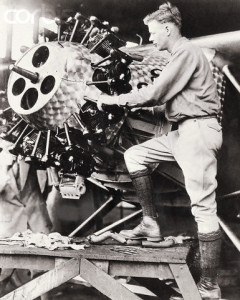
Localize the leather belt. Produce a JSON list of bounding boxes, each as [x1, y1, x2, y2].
[[171, 115, 217, 131]]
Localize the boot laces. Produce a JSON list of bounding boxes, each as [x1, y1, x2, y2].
[[198, 276, 219, 290]]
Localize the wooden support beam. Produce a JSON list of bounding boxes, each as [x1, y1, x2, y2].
[[92, 260, 110, 273], [169, 263, 201, 300], [108, 261, 173, 279], [0, 254, 55, 271], [80, 257, 142, 300], [121, 283, 158, 297], [1, 258, 79, 300], [0, 244, 197, 299]]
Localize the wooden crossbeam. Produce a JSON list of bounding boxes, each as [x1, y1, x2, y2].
[[0, 244, 199, 300], [0, 254, 55, 270], [1, 258, 79, 300], [80, 257, 142, 300], [121, 283, 158, 297], [169, 263, 202, 300], [108, 261, 173, 279]]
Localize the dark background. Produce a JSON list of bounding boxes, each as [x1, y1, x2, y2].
[[47, 0, 240, 41], [1, 0, 239, 89], [3, 0, 240, 43]]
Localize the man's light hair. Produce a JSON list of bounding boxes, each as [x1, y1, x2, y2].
[[143, 2, 182, 30]]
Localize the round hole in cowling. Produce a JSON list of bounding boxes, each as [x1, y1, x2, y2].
[[21, 88, 38, 110], [32, 46, 49, 68], [12, 78, 26, 95], [40, 75, 55, 94]]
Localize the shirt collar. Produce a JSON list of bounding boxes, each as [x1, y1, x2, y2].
[[171, 37, 188, 55]]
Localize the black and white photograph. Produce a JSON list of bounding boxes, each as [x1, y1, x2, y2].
[[0, 0, 240, 299]]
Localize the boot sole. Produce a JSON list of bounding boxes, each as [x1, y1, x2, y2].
[[170, 297, 224, 300], [119, 234, 163, 242], [202, 298, 221, 300], [202, 298, 224, 300]]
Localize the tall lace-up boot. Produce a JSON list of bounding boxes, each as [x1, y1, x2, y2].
[[169, 229, 222, 300], [119, 168, 162, 241], [197, 229, 222, 299]]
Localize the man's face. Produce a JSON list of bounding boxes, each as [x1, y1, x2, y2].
[[148, 20, 169, 51]]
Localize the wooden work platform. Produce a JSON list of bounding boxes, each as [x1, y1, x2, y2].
[[0, 243, 201, 300]]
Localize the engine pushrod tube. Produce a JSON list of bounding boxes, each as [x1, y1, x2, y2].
[[63, 122, 72, 146], [8, 124, 29, 154], [30, 131, 42, 157], [42, 130, 51, 162], [0, 119, 25, 138], [69, 13, 82, 42], [92, 55, 111, 67], [86, 79, 112, 86], [9, 64, 39, 83], [0, 107, 12, 116], [73, 112, 89, 133], [80, 25, 94, 45]]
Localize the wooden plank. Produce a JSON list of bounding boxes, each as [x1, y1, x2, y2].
[[121, 283, 158, 297], [55, 257, 69, 267], [1, 258, 79, 300], [92, 260, 109, 273], [55, 258, 90, 286], [0, 245, 76, 258], [0, 244, 190, 263], [108, 261, 173, 279], [80, 257, 142, 300], [74, 245, 189, 263], [0, 254, 55, 270], [169, 264, 201, 300]]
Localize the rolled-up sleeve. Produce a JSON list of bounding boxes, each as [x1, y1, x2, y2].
[[118, 47, 198, 107]]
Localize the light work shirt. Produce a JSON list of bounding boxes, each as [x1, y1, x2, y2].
[[117, 37, 221, 122]]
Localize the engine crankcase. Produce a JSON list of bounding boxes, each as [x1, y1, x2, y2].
[[7, 41, 169, 132]]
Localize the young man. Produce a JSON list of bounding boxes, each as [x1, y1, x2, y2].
[[89, 2, 222, 299]]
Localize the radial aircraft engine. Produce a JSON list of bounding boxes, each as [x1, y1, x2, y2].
[[2, 13, 229, 209]]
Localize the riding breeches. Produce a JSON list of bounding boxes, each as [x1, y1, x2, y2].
[[124, 117, 223, 234]]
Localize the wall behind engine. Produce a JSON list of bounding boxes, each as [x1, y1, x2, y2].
[[53, 0, 240, 43]]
